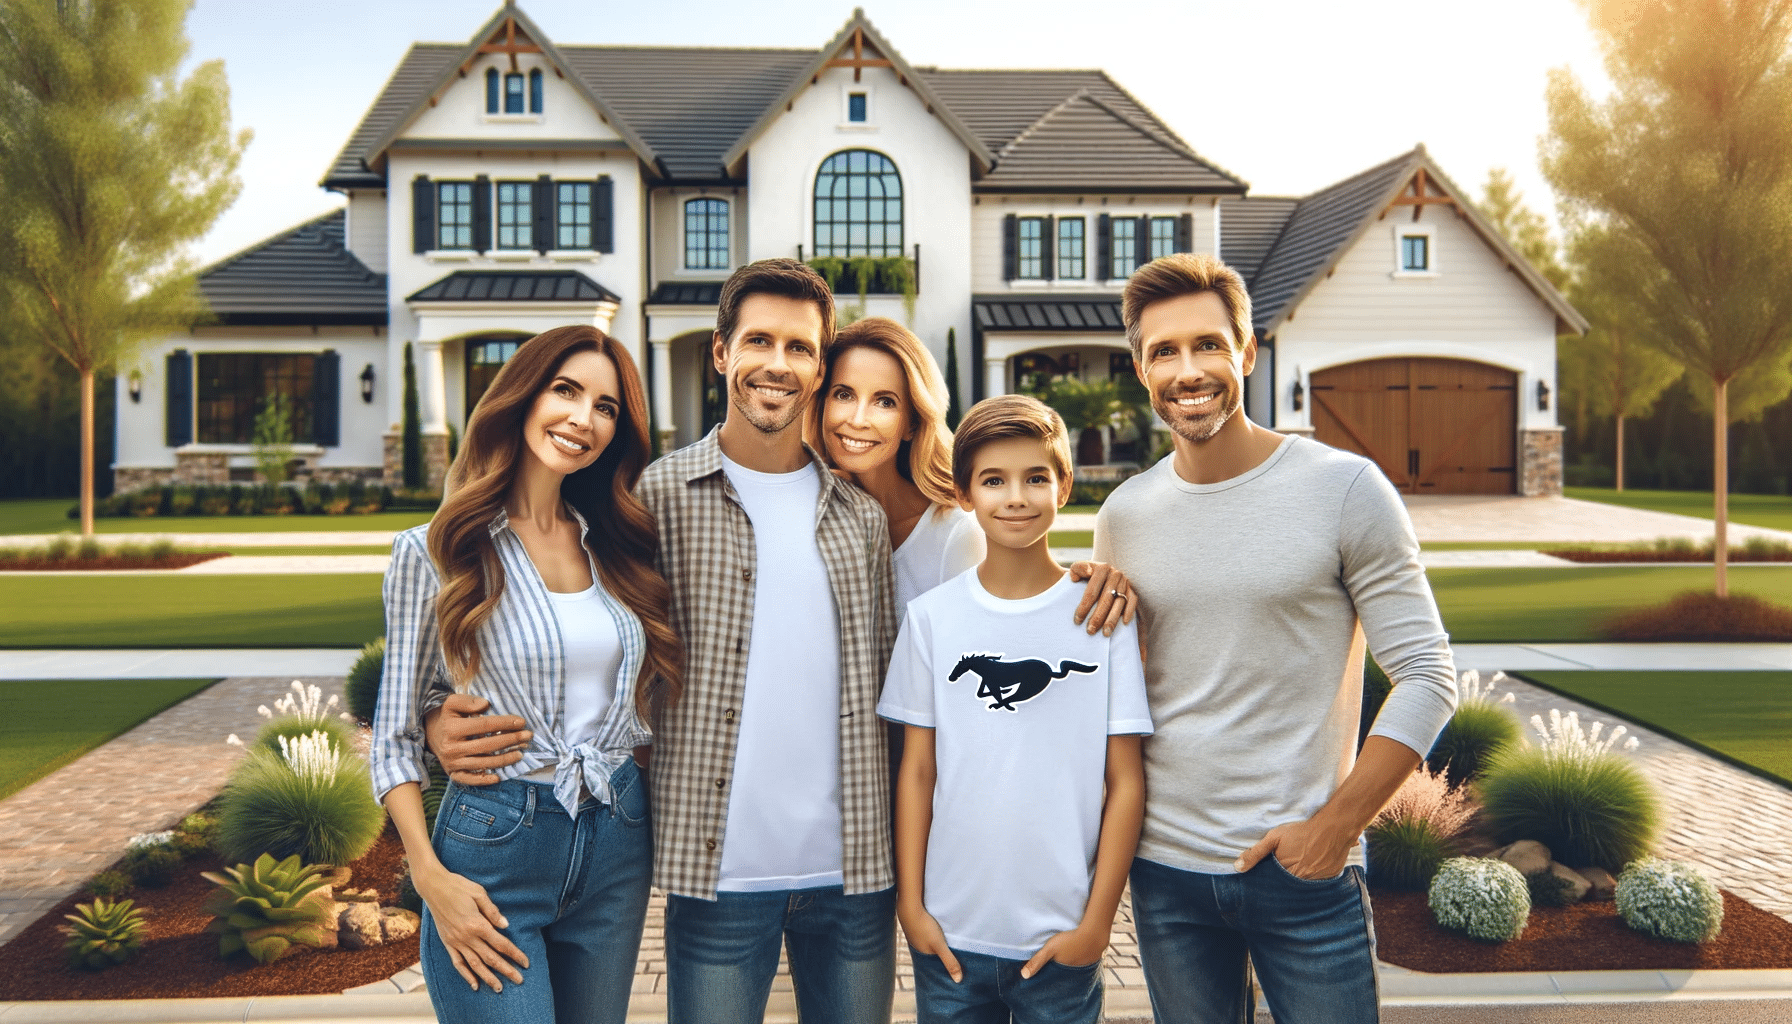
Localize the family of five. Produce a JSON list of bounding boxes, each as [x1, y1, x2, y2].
[[370, 252, 1458, 1024]]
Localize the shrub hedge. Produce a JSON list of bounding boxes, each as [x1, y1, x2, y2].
[[74, 482, 439, 519]]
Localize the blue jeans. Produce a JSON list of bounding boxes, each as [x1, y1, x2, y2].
[[420, 764, 652, 1024], [664, 884, 896, 1024], [1130, 855, 1380, 1024], [911, 946, 1102, 1024]]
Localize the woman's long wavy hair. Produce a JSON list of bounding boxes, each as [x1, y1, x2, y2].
[[427, 326, 682, 725], [808, 317, 957, 510]]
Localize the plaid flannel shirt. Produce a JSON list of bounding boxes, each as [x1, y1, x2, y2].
[[638, 427, 897, 899]]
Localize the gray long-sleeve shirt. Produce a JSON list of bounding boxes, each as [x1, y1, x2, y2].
[[1094, 434, 1456, 874]]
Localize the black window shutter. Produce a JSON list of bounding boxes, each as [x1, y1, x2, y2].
[[1135, 215, 1151, 271], [166, 349, 192, 447], [472, 175, 491, 253], [594, 175, 614, 252], [533, 175, 554, 254], [1042, 215, 1056, 281], [313, 350, 340, 447], [411, 175, 434, 253], [1095, 214, 1111, 283], [1178, 213, 1194, 253], [1002, 214, 1018, 281]]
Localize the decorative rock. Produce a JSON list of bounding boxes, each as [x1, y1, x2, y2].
[[1579, 866, 1617, 901], [1494, 840, 1552, 877], [337, 886, 380, 904], [1546, 862, 1592, 903], [338, 901, 384, 950], [380, 907, 420, 943], [320, 865, 353, 888]]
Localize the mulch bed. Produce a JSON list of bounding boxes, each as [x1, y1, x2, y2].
[[0, 553, 228, 571], [1372, 887, 1792, 972], [0, 825, 419, 1000]]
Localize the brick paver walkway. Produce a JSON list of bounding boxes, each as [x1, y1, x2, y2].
[[0, 676, 334, 944]]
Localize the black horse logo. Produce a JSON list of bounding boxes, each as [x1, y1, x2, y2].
[[947, 653, 1099, 712]]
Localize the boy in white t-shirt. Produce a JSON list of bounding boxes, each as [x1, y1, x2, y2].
[[879, 394, 1152, 1024]]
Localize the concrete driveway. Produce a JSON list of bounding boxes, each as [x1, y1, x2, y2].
[[1401, 494, 1792, 544]]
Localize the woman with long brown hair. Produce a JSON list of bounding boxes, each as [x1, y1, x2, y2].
[[371, 325, 680, 1023]]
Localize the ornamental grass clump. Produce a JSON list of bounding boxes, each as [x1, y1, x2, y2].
[[242, 680, 357, 754], [344, 638, 385, 724], [62, 897, 147, 969], [200, 853, 334, 964], [1616, 858, 1725, 943], [1478, 708, 1662, 872], [1426, 671, 1521, 787], [216, 729, 385, 868], [1429, 857, 1531, 941], [1366, 768, 1475, 890]]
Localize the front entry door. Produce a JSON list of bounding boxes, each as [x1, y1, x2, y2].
[[1309, 358, 1516, 494]]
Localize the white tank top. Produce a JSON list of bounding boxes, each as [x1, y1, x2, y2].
[[524, 578, 624, 781]]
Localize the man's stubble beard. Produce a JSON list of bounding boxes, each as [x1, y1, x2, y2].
[[1153, 379, 1242, 444], [729, 370, 807, 435]]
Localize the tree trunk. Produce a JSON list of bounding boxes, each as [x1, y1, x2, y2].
[[1713, 377, 1728, 599], [1615, 414, 1625, 492], [79, 368, 95, 537]]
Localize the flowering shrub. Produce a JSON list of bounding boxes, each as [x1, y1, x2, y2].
[[1616, 858, 1724, 943], [1429, 857, 1531, 941]]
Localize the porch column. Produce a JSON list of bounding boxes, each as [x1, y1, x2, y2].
[[984, 356, 1006, 400], [651, 338, 676, 451], [416, 339, 450, 491]]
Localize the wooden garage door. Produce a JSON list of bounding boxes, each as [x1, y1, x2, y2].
[[1310, 358, 1516, 494]]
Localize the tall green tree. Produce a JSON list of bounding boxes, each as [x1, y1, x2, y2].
[[0, 0, 247, 534], [1543, 0, 1792, 595], [1477, 167, 1571, 292], [1557, 224, 1684, 490]]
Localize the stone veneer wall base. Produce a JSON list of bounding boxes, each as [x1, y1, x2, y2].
[[1520, 428, 1564, 497]]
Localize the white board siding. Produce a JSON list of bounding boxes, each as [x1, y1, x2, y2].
[[970, 197, 1215, 295]]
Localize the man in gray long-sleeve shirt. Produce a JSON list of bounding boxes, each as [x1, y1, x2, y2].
[[1094, 253, 1456, 1024]]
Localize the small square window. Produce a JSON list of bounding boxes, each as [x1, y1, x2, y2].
[[848, 93, 867, 122], [1401, 234, 1429, 272]]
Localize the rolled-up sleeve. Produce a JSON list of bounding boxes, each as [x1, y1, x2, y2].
[[1340, 466, 1458, 758], [370, 531, 446, 803]]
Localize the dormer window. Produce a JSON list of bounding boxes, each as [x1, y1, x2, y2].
[[848, 92, 867, 122], [529, 69, 543, 114], [485, 69, 498, 113], [1401, 234, 1429, 272], [1392, 222, 1438, 276], [505, 72, 525, 114]]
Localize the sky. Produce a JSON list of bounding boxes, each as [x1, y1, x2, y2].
[[183, 0, 1613, 266]]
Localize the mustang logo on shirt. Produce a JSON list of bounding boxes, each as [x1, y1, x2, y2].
[[947, 653, 1099, 712]]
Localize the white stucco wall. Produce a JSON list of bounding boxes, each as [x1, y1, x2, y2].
[[403, 52, 624, 144], [969, 195, 1217, 294], [650, 186, 747, 284], [344, 190, 388, 270], [1270, 210, 1562, 433]]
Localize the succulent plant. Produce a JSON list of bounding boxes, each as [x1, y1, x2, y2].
[[1429, 856, 1532, 942], [62, 898, 147, 969], [200, 853, 334, 963], [1616, 857, 1724, 943]]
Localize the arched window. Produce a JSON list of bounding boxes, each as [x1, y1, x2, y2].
[[684, 198, 730, 270], [813, 150, 903, 258], [529, 69, 544, 114], [485, 69, 499, 114], [504, 72, 525, 114]]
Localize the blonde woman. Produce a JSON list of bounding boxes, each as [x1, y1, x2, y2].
[[371, 325, 681, 1023]]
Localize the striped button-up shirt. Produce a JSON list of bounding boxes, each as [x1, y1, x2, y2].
[[370, 509, 654, 818], [639, 428, 897, 899]]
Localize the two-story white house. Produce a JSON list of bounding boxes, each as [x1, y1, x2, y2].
[[113, 3, 1583, 497]]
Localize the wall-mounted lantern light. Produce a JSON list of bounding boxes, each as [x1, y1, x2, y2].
[[360, 363, 377, 404], [127, 369, 142, 403], [1536, 379, 1550, 412], [1292, 380, 1304, 412]]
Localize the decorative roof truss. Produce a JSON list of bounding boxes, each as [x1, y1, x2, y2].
[[821, 27, 895, 84], [1382, 167, 1460, 222], [428, 14, 559, 109]]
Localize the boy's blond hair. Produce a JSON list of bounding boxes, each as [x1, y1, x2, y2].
[[952, 394, 1073, 498], [1121, 253, 1254, 361]]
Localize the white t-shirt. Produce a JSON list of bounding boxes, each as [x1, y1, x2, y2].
[[546, 581, 623, 749], [878, 570, 1153, 959], [716, 455, 845, 892], [892, 505, 985, 611]]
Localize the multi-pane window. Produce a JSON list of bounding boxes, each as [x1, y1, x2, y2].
[[529, 69, 543, 114], [813, 149, 903, 258], [848, 92, 867, 122], [1058, 217, 1085, 279], [196, 353, 315, 444], [557, 182, 592, 249], [485, 69, 499, 113], [1016, 217, 1046, 279], [1401, 234, 1430, 272], [495, 182, 532, 250], [437, 182, 474, 249], [466, 337, 522, 417], [504, 72, 525, 114], [1110, 217, 1138, 279], [684, 198, 730, 270], [1150, 217, 1179, 260]]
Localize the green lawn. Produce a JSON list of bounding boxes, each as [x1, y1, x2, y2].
[[0, 678, 218, 800], [212, 545, 394, 557], [1566, 487, 1792, 533], [0, 498, 430, 536], [1523, 671, 1792, 784], [1427, 565, 1792, 642], [0, 574, 383, 647], [1049, 530, 1093, 548]]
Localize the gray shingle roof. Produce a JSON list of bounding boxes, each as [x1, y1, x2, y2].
[[973, 294, 1123, 332], [407, 270, 620, 304], [198, 210, 387, 325], [1219, 197, 1300, 283], [323, 44, 461, 189], [647, 280, 726, 305]]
